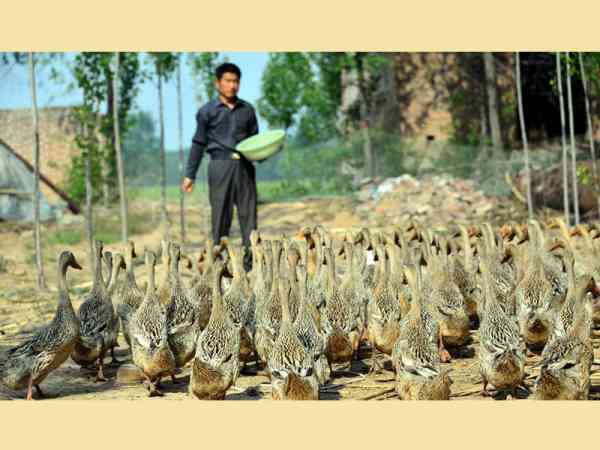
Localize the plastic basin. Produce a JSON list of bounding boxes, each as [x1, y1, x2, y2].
[[236, 129, 286, 162]]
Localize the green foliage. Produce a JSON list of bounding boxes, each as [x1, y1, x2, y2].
[[68, 52, 142, 204], [188, 52, 223, 106], [577, 163, 591, 185], [146, 52, 179, 81], [257, 52, 314, 131], [66, 104, 104, 204], [257, 51, 390, 156], [122, 110, 160, 181]]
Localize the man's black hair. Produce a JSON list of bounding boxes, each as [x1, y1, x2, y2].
[[215, 62, 241, 80]]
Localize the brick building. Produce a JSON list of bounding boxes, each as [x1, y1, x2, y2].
[[0, 105, 80, 203]]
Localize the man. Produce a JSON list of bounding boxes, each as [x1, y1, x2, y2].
[[182, 62, 259, 272]]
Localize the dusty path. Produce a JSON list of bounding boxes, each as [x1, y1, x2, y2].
[[1, 195, 599, 401]]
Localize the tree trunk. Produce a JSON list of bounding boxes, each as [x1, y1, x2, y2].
[[556, 52, 570, 226], [87, 102, 103, 273], [112, 52, 129, 244], [480, 100, 488, 145], [578, 52, 600, 216], [27, 52, 47, 291], [566, 52, 581, 225], [176, 58, 186, 243], [103, 71, 115, 206], [515, 52, 534, 218], [483, 52, 503, 150], [157, 69, 169, 235], [354, 53, 375, 180]]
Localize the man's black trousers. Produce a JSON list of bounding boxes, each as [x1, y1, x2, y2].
[[207, 157, 257, 269]]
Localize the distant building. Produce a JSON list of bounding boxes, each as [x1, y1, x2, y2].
[[0, 105, 80, 203]]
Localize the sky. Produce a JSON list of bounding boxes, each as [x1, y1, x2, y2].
[[0, 52, 270, 150]]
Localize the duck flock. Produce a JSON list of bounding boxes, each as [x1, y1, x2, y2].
[[1, 217, 599, 400]]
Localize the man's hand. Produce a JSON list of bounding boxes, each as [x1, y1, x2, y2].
[[182, 177, 194, 193]]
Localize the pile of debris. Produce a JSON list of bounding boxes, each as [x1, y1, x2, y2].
[[355, 174, 517, 229]]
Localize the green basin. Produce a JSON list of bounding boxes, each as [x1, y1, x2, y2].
[[236, 129, 286, 162]]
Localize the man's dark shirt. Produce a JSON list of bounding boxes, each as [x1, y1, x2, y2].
[[185, 96, 259, 181]]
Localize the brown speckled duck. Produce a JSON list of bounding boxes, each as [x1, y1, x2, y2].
[[0, 251, 82, 400]]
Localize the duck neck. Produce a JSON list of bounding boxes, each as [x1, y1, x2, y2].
[[57, 259, 74, 311], [280, 281, 292, 325], [211, 268, 225, 320], [107, 261, 123, 297], [270, 245, 281, 296], [125, 249, 136, 279], [93, 248, 106, 297], [146, 261, 156, 298]]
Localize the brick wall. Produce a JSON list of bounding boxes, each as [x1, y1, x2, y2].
[[0, 106, 80, 203]]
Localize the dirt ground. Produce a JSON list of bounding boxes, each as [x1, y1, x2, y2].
[[1, 194, 600, 401]]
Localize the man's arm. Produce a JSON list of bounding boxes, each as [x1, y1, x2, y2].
[[184, 109, 208, 182], [248, 107, 259, 137]]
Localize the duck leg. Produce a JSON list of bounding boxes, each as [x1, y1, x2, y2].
[[144, 374, 164, 397], [34, 385, 45, 399], [438, 329, 451, 363], [481, 379, 492, 397], [369, 345, 382, 375], [26, 376, 34, 401], [109, 347, 121, 366], [96, 354, 107, 382]]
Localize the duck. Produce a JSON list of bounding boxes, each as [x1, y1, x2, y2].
[[188, 239, 217, 331], [321, 244, 361, 374], [189, 259, 241, 400], [222, 243, 257, 372], [71, 240, 120, 381], [293, 263, 330, 385], [0, 251, 82, 400], [268, 276, 319, 400], [534, 248, 594, 400], [128, 249, 176, 397], [115, 241, 144, 349], [254, 240, 284, 373], [515, 221, 567, 353], [366, 241, 403, 374], [164, 241, 201, 375], [392, 264, 452, 400], [478, 245, 526, 399]]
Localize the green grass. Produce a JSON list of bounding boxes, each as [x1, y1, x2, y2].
[[127, 180, 319, 205], [48, 228, 84, 246]]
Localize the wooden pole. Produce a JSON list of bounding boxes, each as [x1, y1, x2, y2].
[[578, 52, 600, 217], [112, 52, 129, 243], [566, 52, 580, 225], [556, 52, 570, 226], [27, 52, 47, 291], [157, 64, 169, 236], [515, 52, 534, 218], [177, 57, 186, 243]]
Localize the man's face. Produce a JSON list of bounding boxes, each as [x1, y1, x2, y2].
[[215, 72, 240, 99]]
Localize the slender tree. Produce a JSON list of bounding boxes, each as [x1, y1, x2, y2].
[[556, 52, 570, 226], [176, 56, 186, 243], [112, 52, 129, 243], [157, 66, 168, 233], [27, 52, 47, 290], [483, 52, 503, 151], [578, 52, 600, 216], [148, 53, 178, 237], [566, 52, 580, 225], [515, 52, 534, 218]]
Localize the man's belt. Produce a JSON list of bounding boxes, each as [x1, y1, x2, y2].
[[210, 150, 241, 160]]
